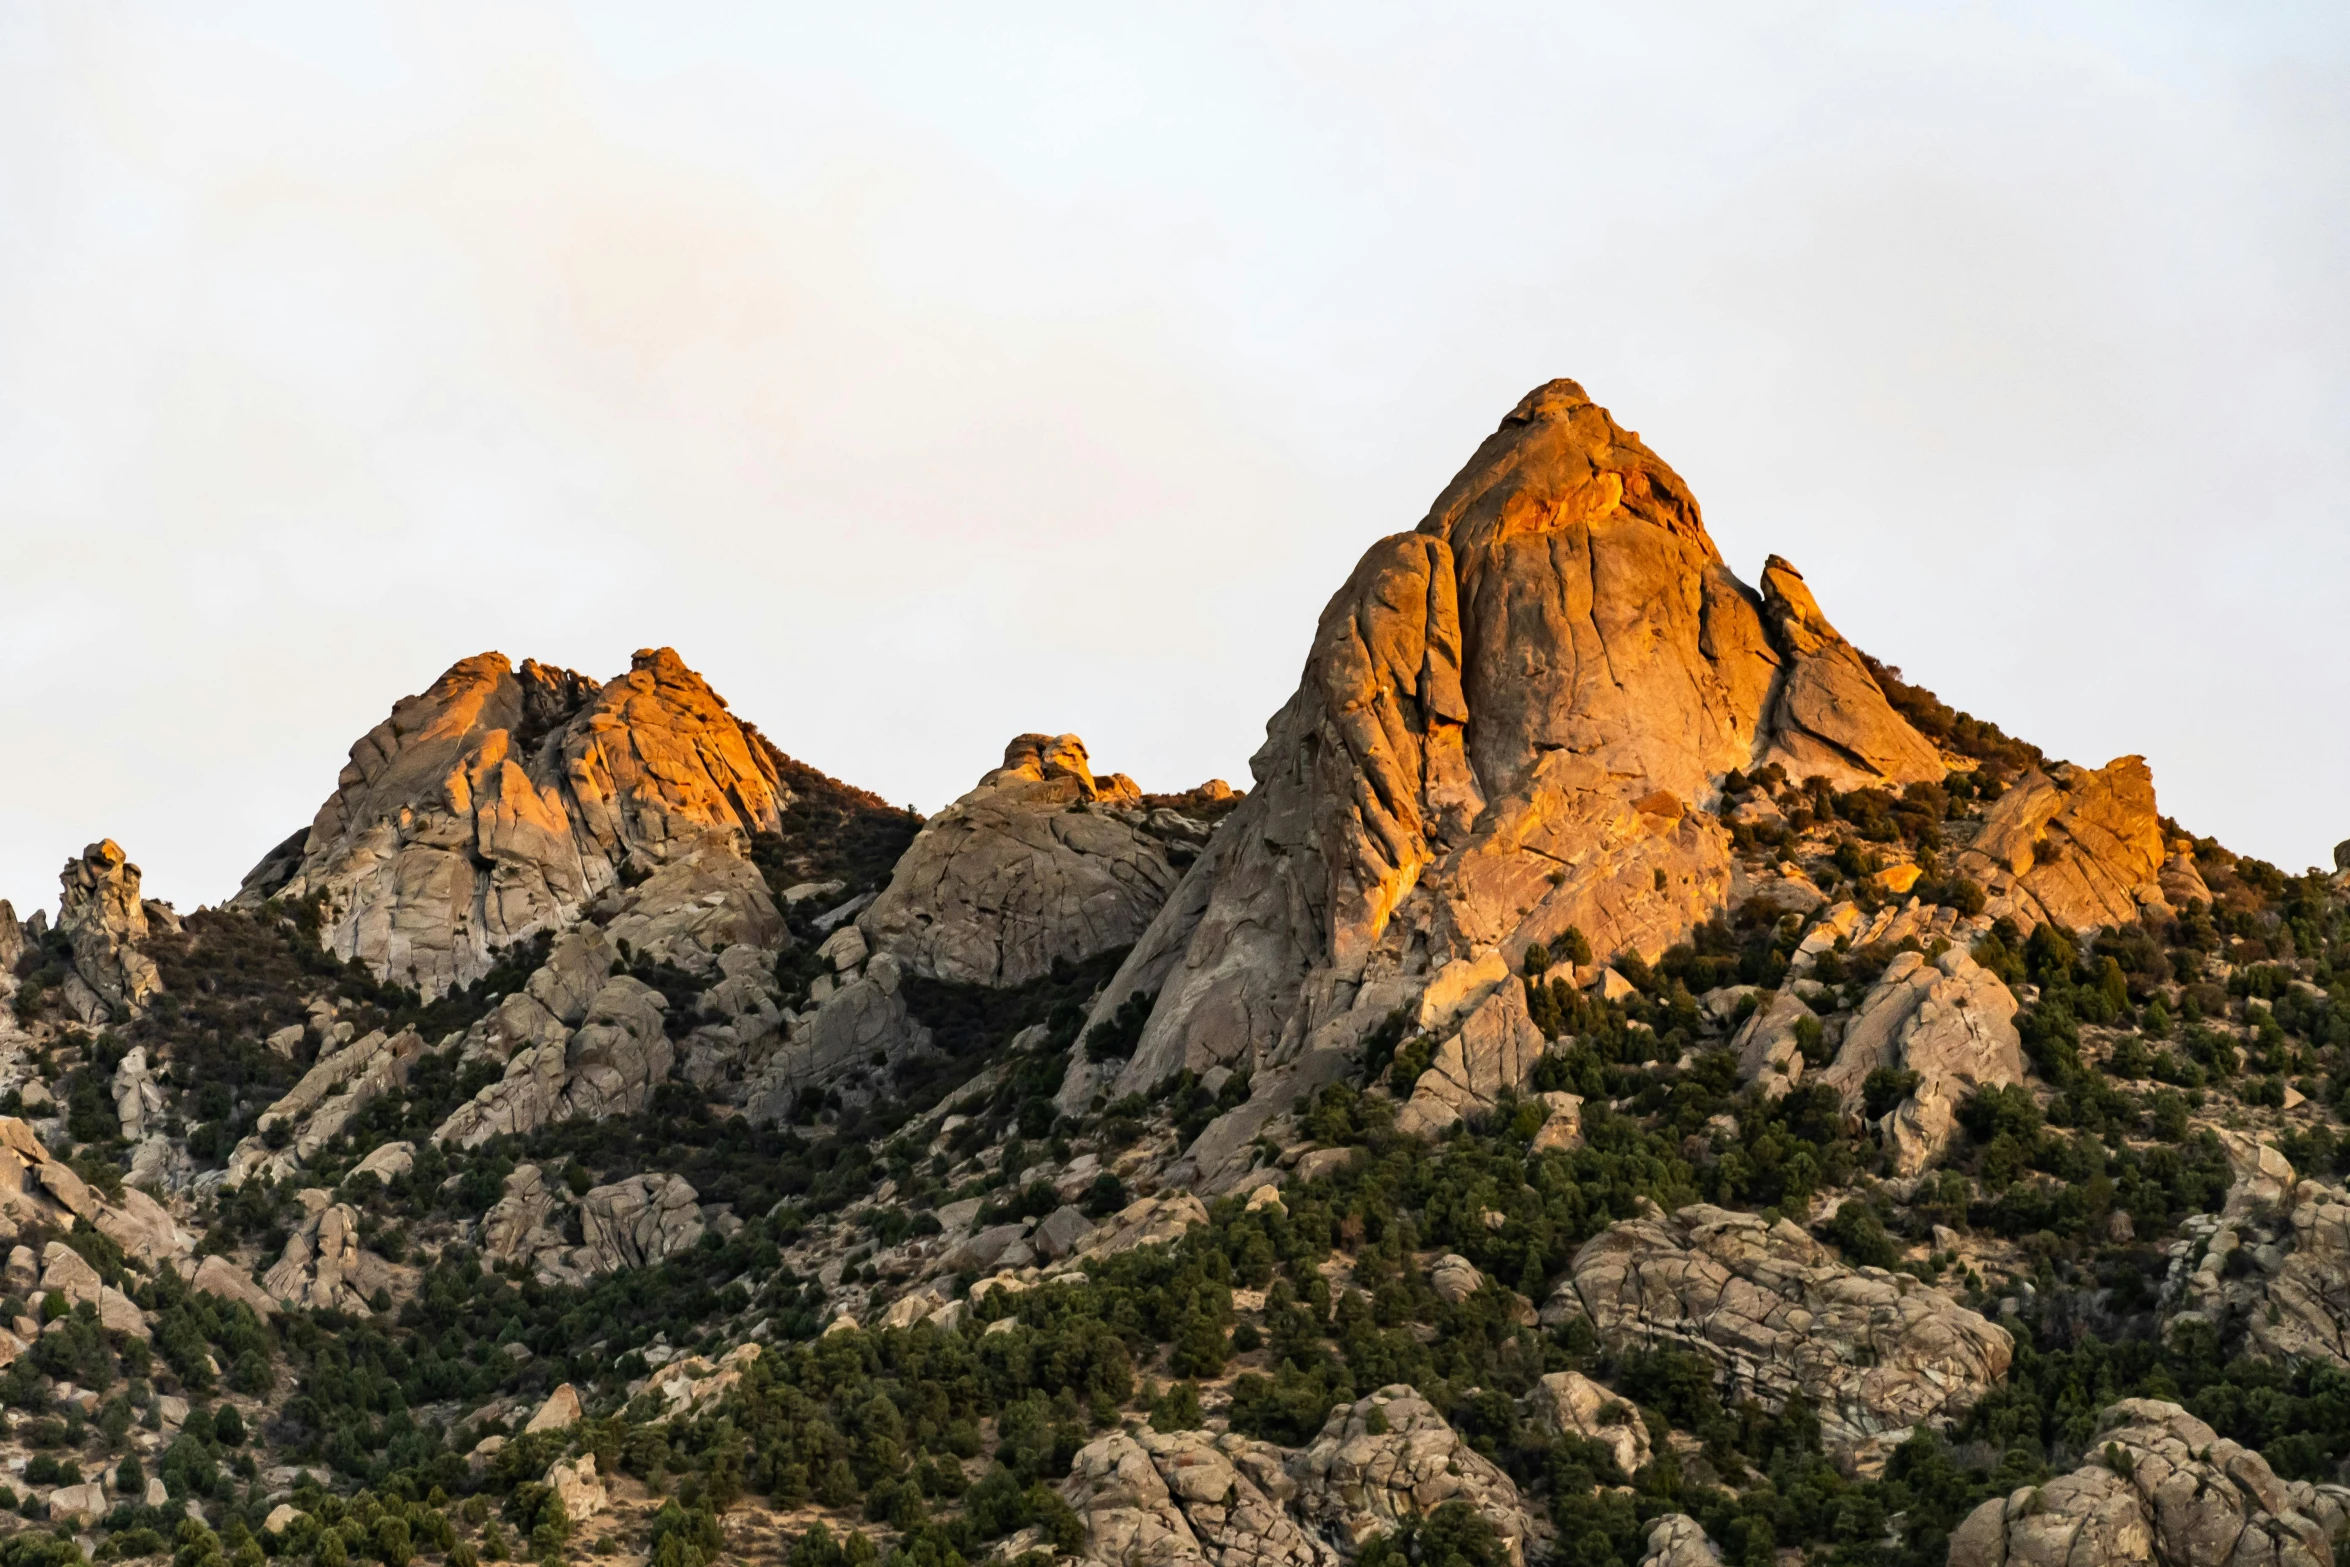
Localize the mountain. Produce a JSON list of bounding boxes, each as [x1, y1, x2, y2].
[[0, 381, 2342, 1567]]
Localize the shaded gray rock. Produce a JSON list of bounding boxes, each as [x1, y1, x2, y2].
[[1034, 1205, 1097, 1262], [580, 1173, 704, 1272], [1947, 1400, 2329, 1567], [1287, 1386, 1534, 1567], [57, 840, 162, 1022], [1813, 948, 2024, 1176], [859, 734, 1184, 989], [1555, 1203, 2011, 1459]]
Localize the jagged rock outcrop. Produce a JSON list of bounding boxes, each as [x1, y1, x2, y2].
[[1289, 1387, 1533, 1567], [0, 901, 23, 1025], [0, 1116, 195, 1267], [2169, 1173, 2350, 1371], [1957, 758, 2169, 933], [262, 1195, 408, 1314], [480, 1165, 568, 1269], [1637, 1517, 1724, 1567], [112, 1046, 164, 1141], [858, 734, 1187, 988], [236, 648, 789, 998], [1753, 557, 1947, 789], [434, 973, 670, 1148], [1062, 1428, 1341, 1567], [475, 1165, 705, 1284], [40, 1242, 150, 1339], [1394, 964, 1549, 1137], [1947, 1400, 2332, 1567], [1079, 380, 1943, 1189], [1526, 1371, 1653, 1477], [1812, 948, 2025, 1175], [739, 941, 931, 1124], [224, 1028, 425, 1185], [57, 840, 162, 1022], [1554, 1203, 2011, 1460], [580, 1173, 704, 1271]]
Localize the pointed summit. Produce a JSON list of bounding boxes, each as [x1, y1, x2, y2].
[[1071, 379, 1949, 1186]]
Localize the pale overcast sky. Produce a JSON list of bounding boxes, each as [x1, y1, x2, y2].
[[3, 2, 2346, 913]]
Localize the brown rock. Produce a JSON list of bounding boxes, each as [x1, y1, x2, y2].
[[1958, 758, 2168, 933], [859, 735, 1184, 988], [1555, 1203, 2011, 1455], [1526, 1371, 1652, 1477], [1813, 949, 2025, 1176], [262, 1200, 408, 1314], [1947, 1400, 2329, 1567], [1637, 1516, 1725, 1567], [237, 648, 790, 999], [525, 1383, 583, 1434], [1077, 383, 1940, 1189], [1288, 1386, 1534, 1566], [57, 840, 161, 1022], [1753, 557, 1945, 789]]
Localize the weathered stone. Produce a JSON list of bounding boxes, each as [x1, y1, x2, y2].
[[1730, 988, 1819, 1098], [1081, 380, 1939, 1191], [480, 1165, 567, 1267], [1947, 1400, 2329, 1567], [261, 1201, 408, 1314], [228, 1027, 426, 1185], [545, 1454, 607, 1520], [1062, 1428, 1340, 1567], [941, 1222, 1032, 1277], [1529, 1092, 1585, 1154], [1293, 1148, 1357, 1184], [1813, 948, 2025, 1175], [350, 1141, 416, 1186], [1077, 1194, 1211, 1261], [859, 734, 1183, 989], [525, 1383, 582, 1434], [1555, 1203, 2011, 1454], [1429, 1255, 1484, 1305], [46, 1481, 108, 1527], [1396, 980, 1547, 1138], [57, 840, 161, 1021], [112, 1047, 164, 1141], [1526, 1371, 1652, 1478], [1287, 1386, 1532, 1566], [235, 648, 790, 999], [1034, 1205, 1097, 1262], [579, 1174, 703, 1273], [190, 1255, 279, 1320], [1958, 758, 2168, 934], [435, 974, 671, 1147], [1637, 1515, 1725, 1567], [741, 951, 933, 1123]]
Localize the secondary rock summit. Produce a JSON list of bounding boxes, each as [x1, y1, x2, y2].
[[236, 648, 791, 999]]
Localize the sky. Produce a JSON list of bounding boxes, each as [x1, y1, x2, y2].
[[2, 2, 2347, 914]]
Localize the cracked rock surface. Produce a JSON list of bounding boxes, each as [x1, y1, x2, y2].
[[1948, 1400, 2335, 1567], [1554, 1202, 2011, 1457]]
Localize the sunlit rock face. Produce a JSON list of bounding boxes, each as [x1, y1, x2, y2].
[[1081, 378, 1943, 1188], [236, 646, 788, 999]]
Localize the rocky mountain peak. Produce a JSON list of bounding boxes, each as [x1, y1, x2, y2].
[[237, 645, 788, 998], [1078, 379, 1956, 1185]]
